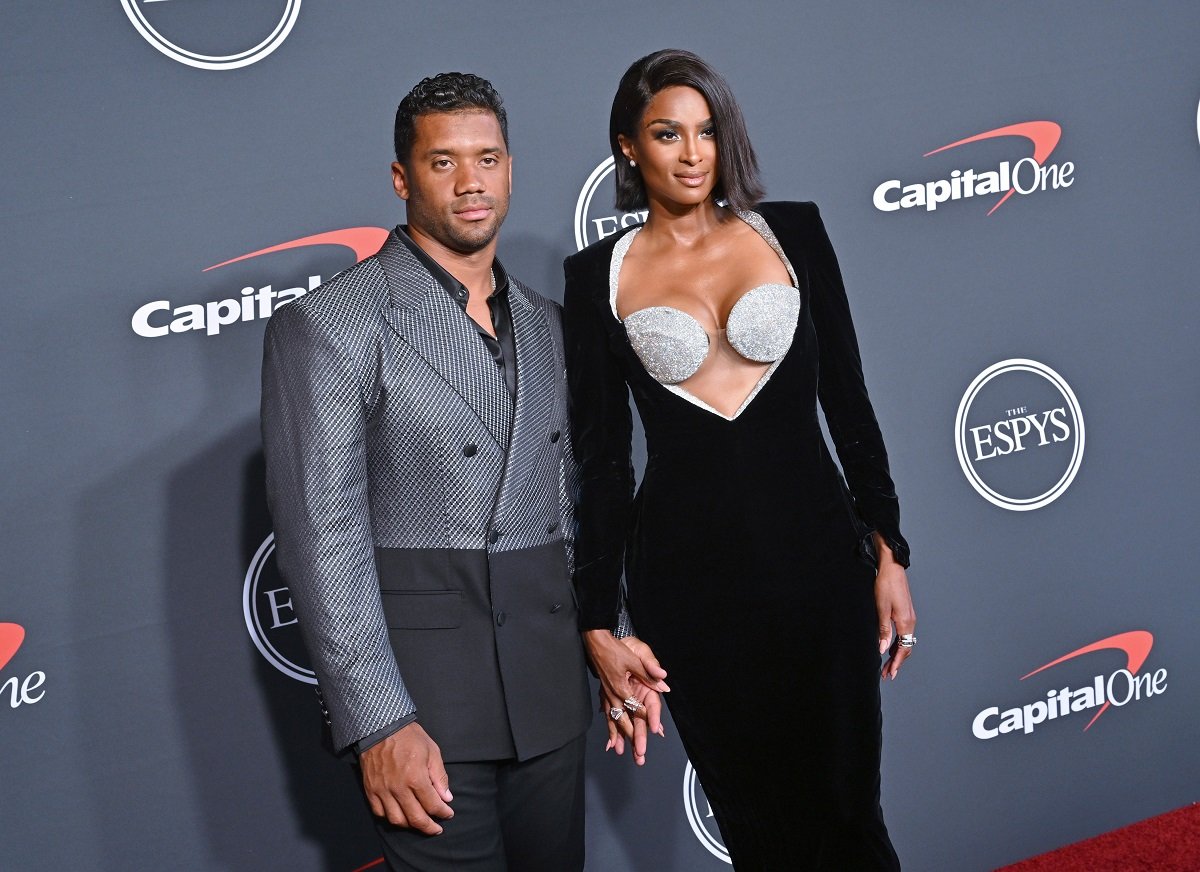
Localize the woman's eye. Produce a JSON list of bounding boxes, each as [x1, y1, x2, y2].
[[701, 127, 716, 138], [655, 129, 679, 141]]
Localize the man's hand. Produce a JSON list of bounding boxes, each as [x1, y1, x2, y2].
[[583, 630, 669, 766], [360, 721, 454, 835]]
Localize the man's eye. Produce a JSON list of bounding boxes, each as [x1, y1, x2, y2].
[[481, 157, 498, 166], [433, 159, 452, 169]]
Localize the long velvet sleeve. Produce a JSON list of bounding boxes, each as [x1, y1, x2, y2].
[[800, 203, 911, 567], [562, 254, 636, 630]]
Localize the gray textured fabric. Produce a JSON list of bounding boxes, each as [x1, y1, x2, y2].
[[262, 230, 579, 752]]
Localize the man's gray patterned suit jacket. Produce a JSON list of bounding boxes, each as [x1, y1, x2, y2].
[[261, 229, 591, 761]]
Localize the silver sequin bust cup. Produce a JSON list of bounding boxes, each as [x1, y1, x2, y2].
[[611, 213, 802, 389]]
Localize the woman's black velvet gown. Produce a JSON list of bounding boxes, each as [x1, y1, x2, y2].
[[563, 201, 909, 871]]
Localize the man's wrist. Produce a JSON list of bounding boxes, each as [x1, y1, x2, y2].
[[354, 713, 418, 757]]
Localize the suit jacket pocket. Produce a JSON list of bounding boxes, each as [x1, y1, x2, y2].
[[381, 590, 463, 629]]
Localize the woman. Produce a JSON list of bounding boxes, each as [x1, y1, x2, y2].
[[563, 49, 916, 870]]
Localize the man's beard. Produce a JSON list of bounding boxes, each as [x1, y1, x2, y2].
[[410, 197, 508, 254]]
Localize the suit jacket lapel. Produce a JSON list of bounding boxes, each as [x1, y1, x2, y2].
[[377, 232, 513, 450], [491, 282, 555, 530]]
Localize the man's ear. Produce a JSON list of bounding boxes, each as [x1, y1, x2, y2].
[[391, 161, 410, 200]]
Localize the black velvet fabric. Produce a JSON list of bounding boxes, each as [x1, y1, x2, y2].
[[563, 202, 906, 870]]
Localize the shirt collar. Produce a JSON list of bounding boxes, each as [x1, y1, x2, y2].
[[394, 225, 509, 301]]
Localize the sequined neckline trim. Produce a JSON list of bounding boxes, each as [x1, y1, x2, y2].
[[608, 227, 641, 317], [608, 211, 799, 316]]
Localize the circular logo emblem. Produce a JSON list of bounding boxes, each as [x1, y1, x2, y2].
[[955, 359, 1084, 511], [573, 156, 648, 251], [683, 761, 730, 864], [120, 0, 301, 71], [243, 534, 316, 683]]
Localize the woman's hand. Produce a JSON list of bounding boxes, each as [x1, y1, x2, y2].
[[582, 630, 669, 765], [873, 533, 917, 681]]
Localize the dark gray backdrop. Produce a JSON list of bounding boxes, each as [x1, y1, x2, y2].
[[2, 3, 1198, 870]]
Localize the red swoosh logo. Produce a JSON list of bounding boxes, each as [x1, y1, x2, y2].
[[0, 623, 26, 672], [1019, 630, 1153, 731], [202, 227, 390, 272], [923, 121, 1062, 216]]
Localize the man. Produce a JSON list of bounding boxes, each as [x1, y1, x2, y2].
[[261, 73, 593, 870]]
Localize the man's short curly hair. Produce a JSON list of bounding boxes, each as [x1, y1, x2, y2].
[[394, 72, 509, 164]]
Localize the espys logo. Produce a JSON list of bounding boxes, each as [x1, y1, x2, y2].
[[874, 121, 1074, 215], [121, 0, 301, 71], [131, 227, 387, 338], [574, 157, 648, 251], [684, 761, 730, 864], [243, 534, 315, 684], [955, 359, 1084, 511], [973, 631, 1167, 740], [1, 623, 47, 710]]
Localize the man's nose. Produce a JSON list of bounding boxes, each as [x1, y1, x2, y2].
[[455, 166, 485, 194]]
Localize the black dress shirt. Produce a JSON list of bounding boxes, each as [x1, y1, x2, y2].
[[395, 225, 517, 399]]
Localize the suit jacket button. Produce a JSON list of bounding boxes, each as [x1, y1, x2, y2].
[[550, 603, 562, 614], [463, 443, 478, 457], [547, 521, 558, 534], [550, 430, 561, 443], [495, 611, 507, 626], [488, 530, 500, 544]]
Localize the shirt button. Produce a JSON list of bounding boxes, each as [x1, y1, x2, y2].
[[549, 603, 562, 614], [550, 430, 561, 443], [495, 611, 507, 626], [488, 530, 500, 544], [463, 443, 477, 457]]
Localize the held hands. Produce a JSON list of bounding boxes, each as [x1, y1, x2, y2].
[[582, 630, 670, 766], [873, 533, 917, 681], [360, 721, 454, 835]]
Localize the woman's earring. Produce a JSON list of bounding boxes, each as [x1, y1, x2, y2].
[[629, 159, 637, 167]]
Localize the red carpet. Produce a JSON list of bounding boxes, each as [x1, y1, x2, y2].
[[996, 804, 1199, 871]]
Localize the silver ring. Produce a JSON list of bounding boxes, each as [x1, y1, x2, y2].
[[609, 707, 624, 721], [623, 697, 644, 713], [898, 634, 917, 649]]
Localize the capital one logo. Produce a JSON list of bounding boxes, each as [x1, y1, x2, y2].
[[874, 121, 1074, 215], [243, 534, 315, 684], [683, 761, 730, 864], [573, 157, 648, 251], [1, 623, 47, 710], [955, 359, 1084, 511], [121, 0, 301, 71], [131, 226, 388, 338], [973, 631, 1167, 740]]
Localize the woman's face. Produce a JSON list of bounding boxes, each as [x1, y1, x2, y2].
[[620, 85, 719, 210]]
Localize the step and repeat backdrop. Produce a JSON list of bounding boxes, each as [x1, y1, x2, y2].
[[2, 3, 1198, 870]]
